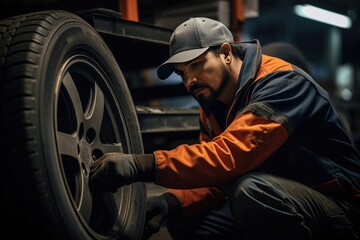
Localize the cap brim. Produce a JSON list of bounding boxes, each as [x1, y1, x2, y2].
[[157, 47, 209, 80]]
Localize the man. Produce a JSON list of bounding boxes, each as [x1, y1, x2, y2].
[[90, 17, 360, 239]]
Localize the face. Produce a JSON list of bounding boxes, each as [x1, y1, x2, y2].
[[174, 50, 229, 110]]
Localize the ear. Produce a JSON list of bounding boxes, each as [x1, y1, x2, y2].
[[220, 43, 232, 62], [220, 43, 231, 56]]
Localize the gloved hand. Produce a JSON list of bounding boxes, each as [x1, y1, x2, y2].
[[89, 152, 155, 192], [143, 193, 182, 239]]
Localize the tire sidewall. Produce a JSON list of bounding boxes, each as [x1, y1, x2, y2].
[[37, 15, 145, 239]]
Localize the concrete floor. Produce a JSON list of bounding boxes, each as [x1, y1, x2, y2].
[[148, 227, 172, 240], [147, 227, 172, 240]]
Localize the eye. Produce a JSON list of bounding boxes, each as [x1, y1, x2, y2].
[[190, 61, 201, 70], [174, 70, 184, 78]]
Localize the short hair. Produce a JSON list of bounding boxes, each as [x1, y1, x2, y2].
[[208, 44, 244, 59]]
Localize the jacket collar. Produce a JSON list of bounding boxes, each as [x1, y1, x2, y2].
[[234, 39, 262, 95]]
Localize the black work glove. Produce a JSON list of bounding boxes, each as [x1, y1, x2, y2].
[[89, 152, 155, 192], [143, 193, 182, 239]]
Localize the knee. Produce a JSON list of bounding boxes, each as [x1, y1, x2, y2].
[[229, 172, 279, 223], [229, 173, 314, 239], [229, 172, 269, 201]]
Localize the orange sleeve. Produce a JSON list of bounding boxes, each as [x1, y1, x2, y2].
[[154, 110, 289, 189]]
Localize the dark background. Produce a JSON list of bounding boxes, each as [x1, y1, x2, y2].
[[1, 0, 359, 148]]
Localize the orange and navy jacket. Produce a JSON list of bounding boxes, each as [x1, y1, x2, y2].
[[153, 39, 360, 216]]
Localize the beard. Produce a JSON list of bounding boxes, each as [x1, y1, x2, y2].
[[189, 63, 229, 113]]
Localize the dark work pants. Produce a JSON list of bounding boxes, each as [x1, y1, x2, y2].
[[166, 172, 359, 240]]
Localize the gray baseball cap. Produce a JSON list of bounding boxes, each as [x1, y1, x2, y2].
[[157, 17, 234, 80]]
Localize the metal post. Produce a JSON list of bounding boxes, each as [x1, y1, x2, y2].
[[119, 0, 139, 21]]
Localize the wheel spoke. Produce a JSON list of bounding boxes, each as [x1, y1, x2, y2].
[[57, 131, 78, 158], [62, 72, 84, 127], [99, 143, 123, 153], [85, 83, 104, 133]]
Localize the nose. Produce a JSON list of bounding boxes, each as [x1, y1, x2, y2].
[[185, 76, 197, 89]]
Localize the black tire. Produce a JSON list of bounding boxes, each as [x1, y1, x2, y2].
[[0, 10, 146, 240]]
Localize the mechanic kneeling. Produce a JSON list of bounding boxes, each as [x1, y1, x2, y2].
[[90, 17, 360, 240]]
